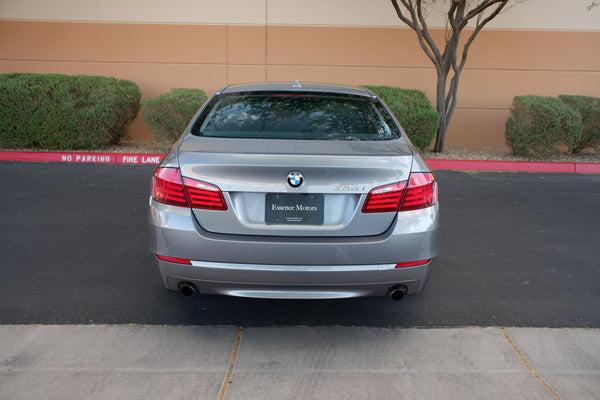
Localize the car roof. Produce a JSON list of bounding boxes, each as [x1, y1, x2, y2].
[[217, 81, 376, 98]]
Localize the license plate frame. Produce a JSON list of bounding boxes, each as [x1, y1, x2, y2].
[[265, 193, 324, 225]]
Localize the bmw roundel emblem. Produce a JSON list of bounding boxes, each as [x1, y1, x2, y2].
[[287, 171, 304, 188]]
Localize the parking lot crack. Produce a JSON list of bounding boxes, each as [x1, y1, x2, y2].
[[499, 327, 562, 400], [217, 326, 244, 400]]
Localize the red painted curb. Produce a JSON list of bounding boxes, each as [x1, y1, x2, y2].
[[0, 151, 164, 165], [575, 163, 600, 174], [1, 151, 599, 173], [426, 159, 600, 173]]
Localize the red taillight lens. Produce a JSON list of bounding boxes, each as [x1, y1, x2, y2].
[[152, 167, 227, 210], [362, 172, 437, 213], [152, 167, 189, 207], [400, 172, 437, 211], [362, 182, 407, 213], [183, 178, 227, 211]]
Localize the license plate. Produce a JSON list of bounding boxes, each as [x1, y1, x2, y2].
[[265, 193, 324, 225]]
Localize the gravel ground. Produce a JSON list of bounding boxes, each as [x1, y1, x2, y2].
[[101, 139, 173, 154], [423, 145, 600, 163], [4, 139, 600, 163]]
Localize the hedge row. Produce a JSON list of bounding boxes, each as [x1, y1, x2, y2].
[[505, 95, 600, 158], [558, 95, 600, 153], [0, 73, 140, 150], [362, 85, 440, 151], [142, 86, 439, 148], [0, 76, 441, 150], [142, 88, 207, 143], [8, 74, 596, 158]]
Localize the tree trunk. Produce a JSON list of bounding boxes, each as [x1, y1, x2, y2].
[[434, 114, 447, 153], [434, 69, 449, 153]]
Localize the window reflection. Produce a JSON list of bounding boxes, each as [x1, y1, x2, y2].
[[194, 92, 400, 141]]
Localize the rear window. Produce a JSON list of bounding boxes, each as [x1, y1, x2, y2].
[[191, 92, 400, 140]]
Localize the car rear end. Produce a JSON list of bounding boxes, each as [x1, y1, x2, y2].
[[148, 82, 439, 300]]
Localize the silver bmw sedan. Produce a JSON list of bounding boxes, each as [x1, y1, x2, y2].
[[148, 81, 439, 301]]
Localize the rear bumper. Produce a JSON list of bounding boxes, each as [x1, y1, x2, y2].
[[148, 198, 439, 298], [157, 258, 434, 299]]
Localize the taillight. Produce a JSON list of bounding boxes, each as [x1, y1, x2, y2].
[[152, 167, 189, 207], [362, 172, 437, 213], [152, 167, 227, 210], [400, 172, 437, 211], [183, 178, 227, 211], [362, 182, 407, 213]]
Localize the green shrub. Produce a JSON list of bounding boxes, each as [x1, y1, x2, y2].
[[362, 85, 440, 151], [558, 95, 600, 153], [505, 95, 582, 158], [142, 88, 207, 143], [0, 73, 140, 150]]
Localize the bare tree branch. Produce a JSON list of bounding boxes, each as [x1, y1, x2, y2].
[[391, 0, 441, 68], [460, 1, 508, 70], [416, 1, 443, 65], [391, 0, 416, 28], [448, 1, 509, 116], [389, 0, 517, 152]]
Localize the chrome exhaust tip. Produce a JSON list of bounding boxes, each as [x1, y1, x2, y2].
[[178, 282, 196, 297], [388, 285, 407, 301]]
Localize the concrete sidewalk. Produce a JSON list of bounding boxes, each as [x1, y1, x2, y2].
[[1, 326, 598, 400]]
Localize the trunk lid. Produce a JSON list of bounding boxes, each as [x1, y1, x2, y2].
[[177, 137, 414, 237]]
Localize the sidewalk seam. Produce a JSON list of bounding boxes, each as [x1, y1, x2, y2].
[[217, 326, 244, 400], [499, 327, 562, 400]]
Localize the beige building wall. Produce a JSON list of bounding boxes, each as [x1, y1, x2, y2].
[[1, 0, 599, 145]]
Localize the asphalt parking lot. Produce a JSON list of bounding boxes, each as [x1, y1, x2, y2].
[[0, 162, 598, 327], [1, 161, 599, 400]]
